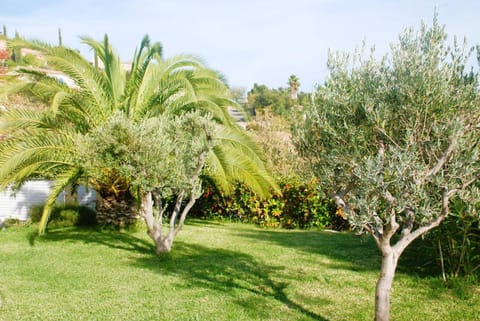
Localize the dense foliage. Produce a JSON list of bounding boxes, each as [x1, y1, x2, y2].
[[193, 177, 348, 230], [427, 197, 480, 278], [246, 109, 308, 178], [80, 111, 215, 201]]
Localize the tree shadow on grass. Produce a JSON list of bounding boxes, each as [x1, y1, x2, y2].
[[235, 228, 447, 278], [133, 241, 331, 321], [183, 218, 226, 227], [235, 229, 381, 272], [30, 228, 330, 320], [28, 228, 154, 255], [232, 228, 467, 303], [28, 224, 455, 313]]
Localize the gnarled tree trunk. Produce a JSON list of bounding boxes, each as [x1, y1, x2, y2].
[[140, 151, 207, 254], [141, 190, 197, 254]]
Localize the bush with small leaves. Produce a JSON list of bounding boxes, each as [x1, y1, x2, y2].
[[193, 177, 349, 230], [29, 204, 97, 228]]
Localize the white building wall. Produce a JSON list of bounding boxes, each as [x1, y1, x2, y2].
[[0, 181, 96, 221]]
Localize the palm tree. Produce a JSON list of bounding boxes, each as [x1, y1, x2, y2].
[[0, 35, 277, 252], [288, 74, 300, 100]]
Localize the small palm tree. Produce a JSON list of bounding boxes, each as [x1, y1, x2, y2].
[[0, 35, 277, 252]]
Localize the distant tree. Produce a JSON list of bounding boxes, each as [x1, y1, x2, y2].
[[58, 28, 63, 47], [248, 83, 272, 110], [294, 18, 480, 321], [2, 25, 6, 38], [247, 83, 293, 116], [288, 74, 300, 100], [9, 49, 20, 64], [8, 31, 23, 64], [229, 86, 247, 106]]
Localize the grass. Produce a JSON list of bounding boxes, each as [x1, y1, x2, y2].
[[0, 221, 479, 321]]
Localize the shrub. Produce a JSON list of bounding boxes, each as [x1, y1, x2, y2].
[[402, 197, 480, 279], [427, 198, 480, 278], [29, 203, 97, 228], [2, 218, 24, 227], [193, 176, 349, 230], [246, 109, 308, 178]]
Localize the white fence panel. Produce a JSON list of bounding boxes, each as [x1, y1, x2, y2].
[[0, 181, 96, 221]]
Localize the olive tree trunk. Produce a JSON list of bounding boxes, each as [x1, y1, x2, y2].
[[372, 208, 449, 320], [141, 190, 197, 254], [139, 151, 207, 254], [375, 246, 399, 321], [335, 188, 453, 321]]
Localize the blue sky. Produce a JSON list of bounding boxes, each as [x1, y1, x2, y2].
[[1, 0, 479, 91]]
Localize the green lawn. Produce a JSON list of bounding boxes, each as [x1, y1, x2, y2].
[[0, 221, 478, 321]]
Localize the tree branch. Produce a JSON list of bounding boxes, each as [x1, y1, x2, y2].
[[447, 173, 479, 197], [383, 190, 396, 206], [333, 164, 356, 198], [400, 207, 415, 237], [364, 223, 381, 248], [394, 188, 450, 254], [383, 213, 400, 240], [375, 126, 400, 149], [174, 151, 208, 236], [169, 193, 184, 232], [141, 192, 153, 223], [425, 134, 458, 178], [332, 193, 347, 209], [174, 196, 197, 236], [152, 190, 165, 230]]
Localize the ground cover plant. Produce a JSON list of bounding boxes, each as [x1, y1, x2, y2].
[[0, 222, 479, 321]]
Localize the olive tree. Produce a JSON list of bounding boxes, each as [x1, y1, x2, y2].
[[80, 111, 216, 253], [294, 18, 480, 321]]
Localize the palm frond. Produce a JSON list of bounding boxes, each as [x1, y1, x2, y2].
[[216, 126, 268, 166], [206, 144, 278, 198], [81, 35, 126, 108], [41, 46, 112, 122], [205, 126, 279, 197], [0, 131, 77, 188], [38, 168, 84, 235]]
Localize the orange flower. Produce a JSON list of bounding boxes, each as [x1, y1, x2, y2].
[[335, 208, 346, 219]]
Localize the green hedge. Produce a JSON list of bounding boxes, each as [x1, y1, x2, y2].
[[193, 177, 349, 230], [29, 203, 97, 228]]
